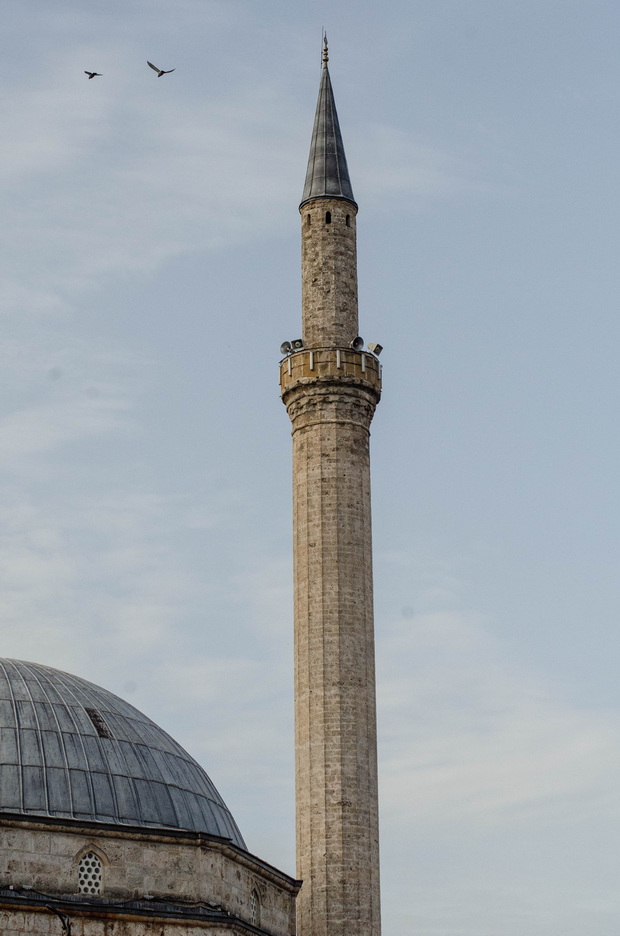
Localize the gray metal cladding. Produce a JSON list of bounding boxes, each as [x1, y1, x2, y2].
[[0, 659, 246, 849], [300, 64, 356, 208]]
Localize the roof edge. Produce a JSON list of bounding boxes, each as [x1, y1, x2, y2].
[[299, 193, 358, 211], [0, 812, 300, 889]]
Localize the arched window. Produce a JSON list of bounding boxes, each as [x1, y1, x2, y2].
[[306, 213, 311, 225], [78, 851, 102, 895], [325, 210, 331, 224], [250, 888, 261, 926], [345, 214, 351, 227]]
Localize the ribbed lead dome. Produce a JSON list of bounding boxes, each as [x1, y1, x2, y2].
[[0, 659, 245, 848]]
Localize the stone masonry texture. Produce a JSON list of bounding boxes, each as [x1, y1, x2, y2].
[[282, 195, 381, 936], [0, 912, 241, 935], [0, 817, 298, 936], [301, 199, 359, 349]]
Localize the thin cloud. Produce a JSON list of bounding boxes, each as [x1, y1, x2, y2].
[[353, 123, 500, 206], [378, 609, 620, 828], [0, 58, 305, 315]]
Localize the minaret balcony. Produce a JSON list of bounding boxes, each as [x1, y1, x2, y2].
[[279, 347, 382, 399]]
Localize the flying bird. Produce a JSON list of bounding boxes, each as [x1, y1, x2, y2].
[[147, 61, 175, 77], [84, 71, 102, 79]]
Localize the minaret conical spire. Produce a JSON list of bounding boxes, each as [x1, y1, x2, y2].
[[300, 37, 356, 208]]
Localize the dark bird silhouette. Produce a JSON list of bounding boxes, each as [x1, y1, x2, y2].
[[147, 61, 175, 77], [84, 71, 102, 79]]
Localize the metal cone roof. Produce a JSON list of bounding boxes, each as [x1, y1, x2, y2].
[[300, 64, 356, 208]]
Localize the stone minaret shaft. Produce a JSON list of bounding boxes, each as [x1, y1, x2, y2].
[[281, 46, 381, 936]]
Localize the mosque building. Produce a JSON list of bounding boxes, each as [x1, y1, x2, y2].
[[0, 42, 382, 936]]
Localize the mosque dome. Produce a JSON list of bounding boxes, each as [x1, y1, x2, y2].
[[0, 658, 245, 849]]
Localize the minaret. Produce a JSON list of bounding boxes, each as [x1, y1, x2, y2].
[[280, 39, 382, 936]]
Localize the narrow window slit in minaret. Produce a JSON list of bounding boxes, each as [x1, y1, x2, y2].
[[336, 349, 341, 368], [288, 357, 292, 376], [325, 211, 331, 224], [361, 353, 366, 373], [307, 214, 311, 225], [309, 352, 314, 370], [345, 215, 350, 227]]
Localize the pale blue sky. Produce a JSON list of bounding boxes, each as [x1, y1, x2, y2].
[[2, 2, 620, 934]]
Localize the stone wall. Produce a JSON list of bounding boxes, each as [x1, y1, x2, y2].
[[300, 198, 359, 349], [0, 910, 237, 935], [0, 816, 297, 936], [284, 186, 382, 936], [284, 380, 381, 936]]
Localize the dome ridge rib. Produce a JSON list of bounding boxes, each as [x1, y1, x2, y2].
[[14, 660, 77, 815], [50, 664, 125, 821], [32, 662, 103, 818]]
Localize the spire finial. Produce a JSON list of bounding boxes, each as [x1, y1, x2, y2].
[[322, 32, 328, 67]]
